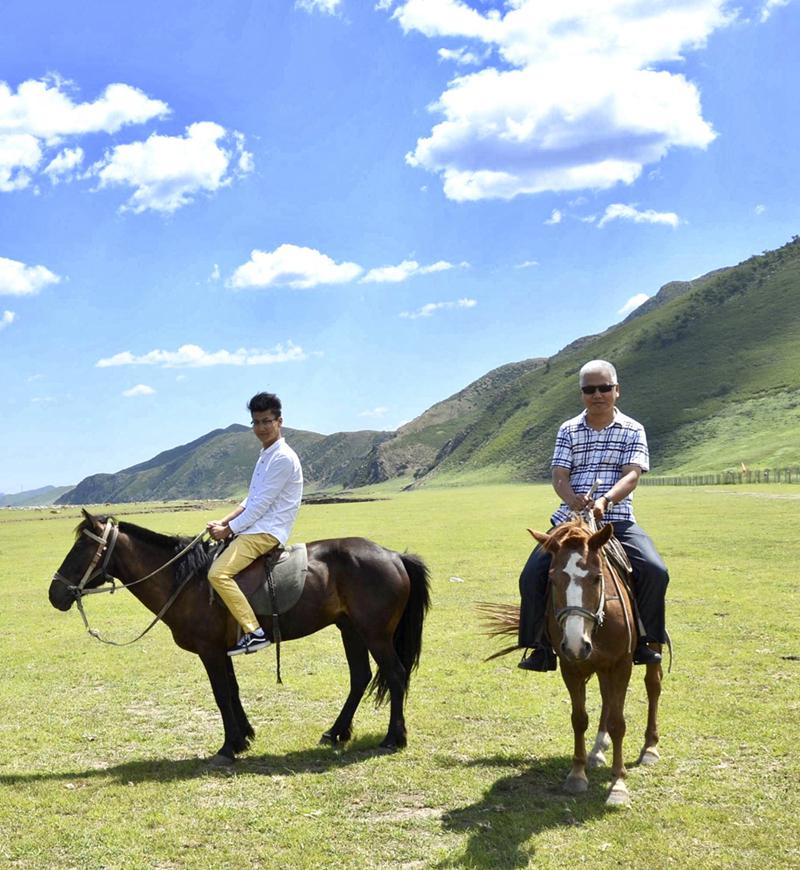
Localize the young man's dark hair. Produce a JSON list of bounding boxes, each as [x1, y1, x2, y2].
[[247, 392, 282, 417]]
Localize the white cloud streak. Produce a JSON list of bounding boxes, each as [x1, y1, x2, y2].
[[400, 297, 477, 319], [94, 122, 253, 213], [544, 209, 562, 225], [618, 293, 651, 316], [43, 146, 84, 182], [0, 256, 61, 295], [296, 0, 341, 13], [122, 384, 156, 397], [361, 259, 457, 283], [760, 0, 789, 22], [597, 203, 680, 228], [0, 309, 15, 330], [230, 244, 362, 289], [358, 406, 389, 418], [391, 0, 730, 201], [97, 342, 308, 368]]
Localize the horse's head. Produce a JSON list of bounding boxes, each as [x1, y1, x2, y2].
[[529, 520, 613, 662], [48, 510, 118, 611]]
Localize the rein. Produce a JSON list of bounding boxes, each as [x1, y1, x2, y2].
[[54, 520, 209, 646]]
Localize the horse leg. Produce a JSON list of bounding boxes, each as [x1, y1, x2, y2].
[[561, 666, 589, 793], [598, 663, 632, 807], [639, 648, 663, 765], [200, 651, 249, 764], [226, 657, 255, 747], [588, 695, 611, 769], [364, 634, 408, 750], [320, 620, 372, 745]]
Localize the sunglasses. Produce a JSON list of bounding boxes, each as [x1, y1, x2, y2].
[[581, 383, 616, 395]]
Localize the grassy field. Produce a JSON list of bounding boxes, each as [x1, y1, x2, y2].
[[1, 485, 799, 868]]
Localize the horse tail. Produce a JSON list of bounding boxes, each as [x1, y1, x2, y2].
[[475, 602, 522, 661], [369, 552, 431, 706]]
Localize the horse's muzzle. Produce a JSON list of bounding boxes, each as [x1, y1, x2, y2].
[[48, 575, 77, 611]]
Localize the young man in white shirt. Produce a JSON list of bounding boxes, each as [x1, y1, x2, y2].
[[207, 392, 303, 656]]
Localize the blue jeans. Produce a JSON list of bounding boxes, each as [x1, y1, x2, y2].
[[518, 521, 669, 647]]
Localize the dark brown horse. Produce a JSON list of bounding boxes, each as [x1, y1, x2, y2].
[[483, 519, 662, 807], [48, 510, 430, 764]]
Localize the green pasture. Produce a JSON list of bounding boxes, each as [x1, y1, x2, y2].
[[1, 485, 798, 868]]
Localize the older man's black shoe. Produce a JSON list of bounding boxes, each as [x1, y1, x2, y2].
[[633, 642, 662, 665], [518, 647, 557, 672]]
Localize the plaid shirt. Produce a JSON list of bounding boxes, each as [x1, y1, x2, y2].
[[550, 409, 649, 526]]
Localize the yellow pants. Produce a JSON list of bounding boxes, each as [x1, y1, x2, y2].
[[208, 533, 280, 633]]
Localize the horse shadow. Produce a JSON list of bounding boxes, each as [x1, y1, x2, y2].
[[435, 753, 614, 869], [0, 734, 389, 788]]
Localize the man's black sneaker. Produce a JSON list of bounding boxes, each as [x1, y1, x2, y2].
[[228, 630, 271, 657], [632, 642, 662, 665], [517, 647, 557, 672]]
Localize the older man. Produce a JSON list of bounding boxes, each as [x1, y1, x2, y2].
[[517, 359, 669, 671]]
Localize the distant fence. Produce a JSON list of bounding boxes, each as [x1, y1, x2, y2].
[[641, 468, 800, 486]]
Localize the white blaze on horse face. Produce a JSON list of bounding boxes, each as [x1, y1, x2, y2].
[[562, 551, 592, 657]]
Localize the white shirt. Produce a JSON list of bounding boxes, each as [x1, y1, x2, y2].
[[228, 437, 303, 545]]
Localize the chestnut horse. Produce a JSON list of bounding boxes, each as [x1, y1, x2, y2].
[[48, 510, 430, 764], [483, 519, 662, 807]]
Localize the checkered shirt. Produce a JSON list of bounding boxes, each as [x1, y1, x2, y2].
[[550, 409, 649, 526]]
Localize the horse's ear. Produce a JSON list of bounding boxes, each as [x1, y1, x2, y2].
[[81, 508, 101, 530], [588, 523, 613, 550], [527, 528, 553, 548]]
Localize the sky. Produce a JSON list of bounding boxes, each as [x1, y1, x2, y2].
[[1, 0, 798, 493]]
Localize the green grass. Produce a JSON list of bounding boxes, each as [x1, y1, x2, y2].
[[2, 485, 799, 868]]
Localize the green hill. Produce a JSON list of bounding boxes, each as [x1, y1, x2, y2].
[[419, 236, 800, 483], [0, 485, 74, 507]]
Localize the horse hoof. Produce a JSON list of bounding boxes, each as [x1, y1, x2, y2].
[[587, 751, 607, 769], [564, 775, 588, 794], [208, 752, 235, 768], [639, 748, 660, 766], [606, 785, 630, 808]]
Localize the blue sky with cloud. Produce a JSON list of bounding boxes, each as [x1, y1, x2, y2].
[[0, 0, 797, 492]]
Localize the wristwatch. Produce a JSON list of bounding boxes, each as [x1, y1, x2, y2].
[[603, 494, 615, 508]]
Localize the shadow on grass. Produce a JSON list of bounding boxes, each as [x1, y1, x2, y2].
[[435, 753, 619, 869], [0, 734, 390, 787]]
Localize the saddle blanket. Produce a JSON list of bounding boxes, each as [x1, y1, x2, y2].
[[248, 543, 308, 616]]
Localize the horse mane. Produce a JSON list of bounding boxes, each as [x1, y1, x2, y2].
[[76, 513, 215, 589], [548, 519, 592, 551]]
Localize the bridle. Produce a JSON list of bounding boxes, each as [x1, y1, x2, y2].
[[53, 519, 208, 646], [552, 554, 607, 632], [53, 519, 120, 597]]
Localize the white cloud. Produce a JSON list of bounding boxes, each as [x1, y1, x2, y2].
[[0, 310, 15, 330], [122, 384, 156, 397], [618, 293, 651, 316], [754, 204, 766, 215], [0, 77, 167, 192], [296, 0, 341, 13], [96, 341, 308, 368], [400, 297, 477, 319], [229, 244, 362, 289], [394, 0, 730, 200], [760, 0, 789, 22], [361, 258, 457, 283], [597, 203, 680, 228], [93, 121, 253, 213], [544, 209, 562, 225], [209, 263, 221, 282], [0, 256, 61, 295], [359, 406, 389, 418], [438, 47, 485, 66], [516, 259, 539, 268], [44, 147, 84, 183]]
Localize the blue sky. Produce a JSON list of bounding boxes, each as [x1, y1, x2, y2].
[[1, 0, 797, 493]]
